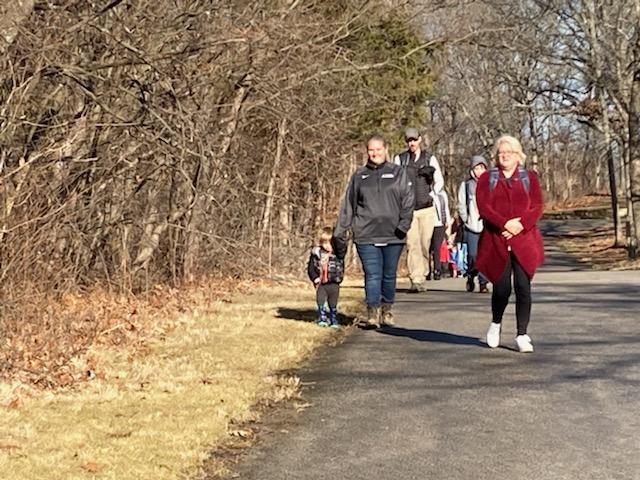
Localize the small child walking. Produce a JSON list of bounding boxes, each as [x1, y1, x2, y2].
[[307, 227, 345, 328], [448, 213, 467, 278]]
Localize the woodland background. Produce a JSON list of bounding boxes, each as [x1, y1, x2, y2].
[[1, 0, 640, 385]]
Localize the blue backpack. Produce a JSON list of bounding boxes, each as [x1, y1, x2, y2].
[[488, 166, 530, 193]]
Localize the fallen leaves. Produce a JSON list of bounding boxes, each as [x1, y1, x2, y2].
[[80, 461, 100, 473], [0, 276, 248, 389], [228, 428, 254, 439]]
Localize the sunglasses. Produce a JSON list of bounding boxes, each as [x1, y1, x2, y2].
[[405, 137, 419, 142]]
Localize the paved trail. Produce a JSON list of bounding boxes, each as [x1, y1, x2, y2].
[[232, 220, 640, 480]]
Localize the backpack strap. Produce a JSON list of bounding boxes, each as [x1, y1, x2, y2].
[[518, 166, 530, 193], [419, 151, 432, 169], [488, 166, 530, 193], [399, 150, 431, 168], [464, 179, 471, 211], [488, 167, 500, 191], [438, 192, 448, 224]]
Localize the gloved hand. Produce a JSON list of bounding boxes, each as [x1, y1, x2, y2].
[[417, 165, 435, 181], [394, 227, 407, 240]]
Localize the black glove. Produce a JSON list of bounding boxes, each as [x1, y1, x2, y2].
[[332, 234, 348, 260], [417, 165, 435, 183], [394, 227, 407, 240]]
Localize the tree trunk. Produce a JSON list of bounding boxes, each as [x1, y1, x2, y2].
[[279, 171, 291, 247], [600, 94, 622, 247], [527, 109, 539, 172], [182, 73, 252, 281], [627, 24, 640, 258], [259, 118, 287, 248]]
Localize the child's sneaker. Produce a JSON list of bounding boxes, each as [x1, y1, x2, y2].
[[317, 307, 329, 327], [516, 334, 534, 353], [328, 307, 340, 329]]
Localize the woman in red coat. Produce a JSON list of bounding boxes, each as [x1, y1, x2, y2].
[[476, 135, 544, 353]]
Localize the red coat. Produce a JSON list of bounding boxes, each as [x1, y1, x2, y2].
[[475, 169, 544, 283]]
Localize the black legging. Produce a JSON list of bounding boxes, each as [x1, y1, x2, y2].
[[430, 225, 446, 274], [491, 253, 531, 335]]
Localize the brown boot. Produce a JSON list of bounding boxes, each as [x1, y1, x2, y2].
[[380, 304, 395, 326], [365, 306, 380, 328]]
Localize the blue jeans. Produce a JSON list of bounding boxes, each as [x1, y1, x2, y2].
[[465, 230, 487, 285], [356, 243, 405, 307]]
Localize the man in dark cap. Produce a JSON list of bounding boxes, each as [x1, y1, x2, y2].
[[393, 127, 444, 292], [457, 155, 489, 292]]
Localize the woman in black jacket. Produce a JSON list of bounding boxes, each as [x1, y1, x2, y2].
[[334, 134, 414, 328]]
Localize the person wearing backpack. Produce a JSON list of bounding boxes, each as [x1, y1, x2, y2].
[[457, 155, 490, 293], [393, 127, 444, 292], [429, 189, 452, 280], [476, 135, 544, 353]]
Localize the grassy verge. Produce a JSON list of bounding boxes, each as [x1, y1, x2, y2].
[[0, 279, 364, 479], [555, 223, 640, 270]]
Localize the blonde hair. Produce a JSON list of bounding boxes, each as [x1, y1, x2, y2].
[[319, 226, 333, 244], [493, 135, 527, 165]]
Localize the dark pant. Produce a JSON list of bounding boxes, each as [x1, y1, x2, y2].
[[430, 226, 446, 274], [316, 283, 340, 309], [356, 243, 404, 307], [491, 253, 531, 335], [465, 230, 487, 284]]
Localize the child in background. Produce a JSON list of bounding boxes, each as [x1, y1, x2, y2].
[[448, 213, 467, 278], [429, 190, 453, 280], [439, 237, 451, 277], [449, 243, 467, 278], [307, 227, 345, 328]]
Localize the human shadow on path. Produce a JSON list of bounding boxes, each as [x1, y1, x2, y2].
[[395, 287, 471, 294], [276, 307, 355, 325], [377, 326, 485, 347]]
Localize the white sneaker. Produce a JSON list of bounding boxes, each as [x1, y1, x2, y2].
[[486, 322, 501, 348], [516, 334, 534, 353]]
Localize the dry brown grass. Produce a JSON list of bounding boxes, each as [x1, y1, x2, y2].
[[0, 279, 245, 388], [546, 192, 610, 212], [556, 224, 640, 270], [0, 279, 364, 479]]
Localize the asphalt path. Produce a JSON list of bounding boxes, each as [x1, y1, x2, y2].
[[230, 219, 640, 480]]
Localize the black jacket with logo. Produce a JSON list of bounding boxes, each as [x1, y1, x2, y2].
[[334, 160, 414, 248]]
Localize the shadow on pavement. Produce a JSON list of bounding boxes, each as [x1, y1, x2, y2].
[[396, 287, 471, 294], [276, 307, 354, 325], [377, 326, 484, 347]]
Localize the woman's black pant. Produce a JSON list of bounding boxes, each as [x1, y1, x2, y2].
[[430, 225, 446, 274], [492, 253, 531, 336]]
